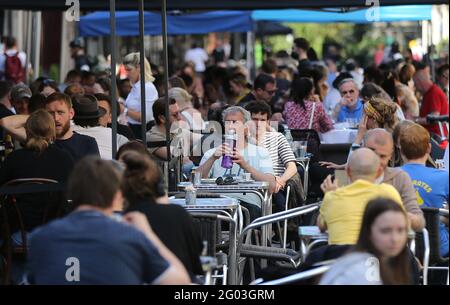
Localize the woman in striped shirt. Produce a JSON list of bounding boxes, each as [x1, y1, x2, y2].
[[245, 101, 297, 209]]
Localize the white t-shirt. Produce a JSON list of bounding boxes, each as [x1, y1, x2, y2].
[[125, 81, 158, 125], [0, 49, 27, 80], [199, 143, 274, 208], [184, 48, 208, 73], [73, 125, 128, 160]]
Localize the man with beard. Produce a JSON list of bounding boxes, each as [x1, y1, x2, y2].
[[0, 92, 99, 162]]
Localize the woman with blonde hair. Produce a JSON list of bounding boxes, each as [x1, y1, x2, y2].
[[123, 52, 159, 138], [168, 87, 205, 130], [0, 109, 74, 238], [353, 95, 399, 145]]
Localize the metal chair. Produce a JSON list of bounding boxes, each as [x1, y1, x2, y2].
[[413, 207, 449, 285], [0, 178, 66, 284], [236, 203, 321, 283], [290, 129, 321, 163], [254, 264, 331, 285]]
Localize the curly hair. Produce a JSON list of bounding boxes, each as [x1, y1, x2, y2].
[[364, 95, 398, 132]]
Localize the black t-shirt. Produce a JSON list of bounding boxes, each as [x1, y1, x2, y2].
[[74, 55, 90, 71], [298, 59, 312, 76], [107, 123, 136, 140], [126, 201, 204, 277], [28, 210, 169, 284], [0, 144, 74, 185], [0, 144, 75, 231], [238, 92, 257, 108], [0, 104, 14, 137], [54, 132, 100, 163]]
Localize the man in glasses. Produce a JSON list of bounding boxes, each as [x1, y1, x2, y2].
[[238, 73, 277, 108], [197, 106, 276, 220], [333, 78, 363, 123], [147, 97, 199, 175]]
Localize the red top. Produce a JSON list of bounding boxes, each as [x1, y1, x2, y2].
[[420, 84, 449, 136], [283, 100, 334, 133]]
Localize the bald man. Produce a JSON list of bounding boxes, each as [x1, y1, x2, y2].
[[321, 128, 425, 231], [317, 148, 404, 245]]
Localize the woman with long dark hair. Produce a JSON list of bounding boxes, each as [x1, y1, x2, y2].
[[320, 198, 412, 285], [283, 77, 333, 133]]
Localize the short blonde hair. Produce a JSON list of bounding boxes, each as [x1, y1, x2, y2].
[[168, 87, 192, 109], [123, 52, 155, 83]]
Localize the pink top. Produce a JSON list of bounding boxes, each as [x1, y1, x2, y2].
[[283, 100, 334, 133]]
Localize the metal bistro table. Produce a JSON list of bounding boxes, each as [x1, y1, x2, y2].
[[178, 181, 272, 266], [296, 156, 311, 200], [169, 196, 240, 284]]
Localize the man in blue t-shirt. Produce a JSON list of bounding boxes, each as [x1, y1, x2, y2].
[[400, 124, 449, 257], [333, 78, 364, 123], [27, 157, 191, 284]]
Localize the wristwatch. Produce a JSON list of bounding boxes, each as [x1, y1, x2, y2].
[[123, 107, 128, 116]]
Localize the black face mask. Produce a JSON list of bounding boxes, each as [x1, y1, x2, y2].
[[291, 52, 299, 60]]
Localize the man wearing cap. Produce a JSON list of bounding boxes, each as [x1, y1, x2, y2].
[[70, 38, 90, 72], [72, 94, 128, 159], [10, 83, 32, 114], [0, 92, 100, 163]]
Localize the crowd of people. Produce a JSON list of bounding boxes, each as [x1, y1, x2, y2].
[[0, 34, 448, 285]]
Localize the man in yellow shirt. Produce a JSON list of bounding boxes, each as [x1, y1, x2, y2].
[[318, 148, 404, 245]]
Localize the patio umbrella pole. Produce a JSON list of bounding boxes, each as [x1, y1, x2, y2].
[[139, 0, 147, 142], [161, 0, 171, 163], [110, 0, 118, 157]]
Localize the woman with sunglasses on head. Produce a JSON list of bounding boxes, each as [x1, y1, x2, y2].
[[320, 197, 412, 285], [352, 94, 399, 146]]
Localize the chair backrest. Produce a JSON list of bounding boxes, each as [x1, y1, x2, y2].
[[190, 213, 220, 257], [290, 129, 321, 162], [415, 207, 447, 264], [430, 136, 446, 160], [0, 178, 66, 251], [147, 140, 183, 192], [319, 143, 352, 164]]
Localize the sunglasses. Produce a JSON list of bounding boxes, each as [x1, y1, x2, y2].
[[215, 176, 237, 185], [265, 89, 277, 95]]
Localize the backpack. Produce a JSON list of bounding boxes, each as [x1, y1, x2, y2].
[[4, 52, 25, 83]]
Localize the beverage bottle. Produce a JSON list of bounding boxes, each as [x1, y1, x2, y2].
[[221, 129, 236, 169], [284, 129, 293, 143]]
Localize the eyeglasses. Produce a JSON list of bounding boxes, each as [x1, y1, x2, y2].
[[341, 89, 355, 95]]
